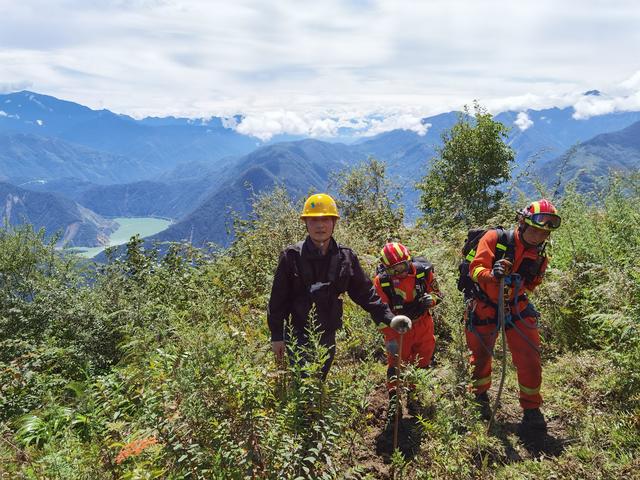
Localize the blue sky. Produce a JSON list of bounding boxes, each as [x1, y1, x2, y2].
[[1, 0, 639, 139]]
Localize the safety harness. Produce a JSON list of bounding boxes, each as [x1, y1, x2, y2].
[[466, 273, 541, 357], [462, 229, 542, 356], [378, 258, 432, 319]]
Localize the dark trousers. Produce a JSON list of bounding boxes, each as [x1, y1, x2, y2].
[[285, 325, 337, 380]]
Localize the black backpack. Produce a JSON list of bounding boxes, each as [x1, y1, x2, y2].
[[377, 256, 433, 317], [457, 227, 514, 301]]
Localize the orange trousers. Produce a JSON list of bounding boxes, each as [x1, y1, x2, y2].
[[466, 315, 542, 409], [383, 314, 435, 391]]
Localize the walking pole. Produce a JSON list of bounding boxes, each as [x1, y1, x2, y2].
[[488, 277, 507, 433], [393, 330, 404, 452], [390, 315, 411, 453]]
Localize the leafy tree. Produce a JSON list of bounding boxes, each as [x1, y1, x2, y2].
[[332, 157, 404, 245], [417, 102, 514, 229]]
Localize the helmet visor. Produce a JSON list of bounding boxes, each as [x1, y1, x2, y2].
[[526, 213, 561, 230], [385, 261, 410, 276]]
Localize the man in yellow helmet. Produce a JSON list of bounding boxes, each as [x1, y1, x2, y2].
[[267, 193, 396, 379]]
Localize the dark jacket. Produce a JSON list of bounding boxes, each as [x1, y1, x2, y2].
[[267, 237, 394, 341]]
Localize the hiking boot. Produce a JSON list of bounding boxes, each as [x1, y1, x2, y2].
[[475, 391, 491, 420], [518, 408, 547, 435], [407, 392, 422, 417], [428, 353, 438, 368]]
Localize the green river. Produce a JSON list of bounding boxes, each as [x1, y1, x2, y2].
[[72, 217, 172, 258]]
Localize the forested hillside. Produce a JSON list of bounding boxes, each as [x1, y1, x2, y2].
[[1, 164, 638, 478], [0, 182, 117, 247]]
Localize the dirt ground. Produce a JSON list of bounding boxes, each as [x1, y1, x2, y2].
[[348, 378, 573, 479]]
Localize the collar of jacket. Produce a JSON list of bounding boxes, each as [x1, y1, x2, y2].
[[302, 236, 339, 259]]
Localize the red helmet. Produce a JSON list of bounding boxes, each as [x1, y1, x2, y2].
[[380, 242, 411, 267], [521, 199, 561, 231]]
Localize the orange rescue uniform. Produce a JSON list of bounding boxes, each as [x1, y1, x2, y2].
[[466, 228, 548, 409], [374, 263, 442, 390]]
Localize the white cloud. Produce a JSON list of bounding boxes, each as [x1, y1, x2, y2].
[[0, 0, 639, 125], [514, 112, 533, 131], [234, 110, 432, 140], [361, 114, 431, 137], [220, 116, 239, 130], [309, 119, 339, 138], [620, 70, 640, 90], [0, 110, 19, 119], [235, 110, 312, 140], [572, 70, 640, 119], [36, 119, 43, 125]]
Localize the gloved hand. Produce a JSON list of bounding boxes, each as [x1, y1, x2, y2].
[[420, 294, 435, 308], [390, 315, 412, 333], [492, 259, 513, 279]]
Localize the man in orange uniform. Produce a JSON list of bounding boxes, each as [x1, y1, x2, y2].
[[465, 199, 561, 434], [374, 242, 443, 416]]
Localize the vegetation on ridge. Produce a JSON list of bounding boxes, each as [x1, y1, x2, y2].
[[0, 111, 638, 478]]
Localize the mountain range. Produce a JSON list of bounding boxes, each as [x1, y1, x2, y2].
[[536, 119, 640, 193], [2, 90, 640, 252], [0, 181, 116, 247]]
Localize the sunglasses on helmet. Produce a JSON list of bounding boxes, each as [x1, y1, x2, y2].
[[525, 213, 561, 230], [385, 261, 410, 276]]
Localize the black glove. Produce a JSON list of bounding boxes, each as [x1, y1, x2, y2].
[[390, 315, 412, 333], [492, 259, 513, 279], [420, 294, 435, 308]]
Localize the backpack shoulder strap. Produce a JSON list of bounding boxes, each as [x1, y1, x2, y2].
[[494, 227, 515, 262], [327, 247, 342, 283], [378, 272, 397, 309], [292, 241, 314, 289], [413, 259, 433, 296]]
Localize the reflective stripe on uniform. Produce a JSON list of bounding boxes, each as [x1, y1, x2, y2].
[[472, 266, 486, 282], [416, 271, 425, 279], [473, 376, 492, 387], [496, 242, 507, 251], [519, 383, 541, 395], [466, 249, 476, 261], [381, 282, 391, 287], [394, 288, 408, 300]]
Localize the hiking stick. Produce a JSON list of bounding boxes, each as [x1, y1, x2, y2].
[[393, 330, 405, 452], [488, 277, 507, 433]]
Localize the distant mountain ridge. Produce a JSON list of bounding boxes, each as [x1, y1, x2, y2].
[[4, 90, 640, 253], [150, 139, 363, 246], [0, 181, 116, 247], [0, 91, 260, 183], [0, 133, 157, 184], [496, 107, 640, 168], [536, 119, 640, 192]]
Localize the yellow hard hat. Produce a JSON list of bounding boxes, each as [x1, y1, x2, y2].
[[300, 193, 340, 218]]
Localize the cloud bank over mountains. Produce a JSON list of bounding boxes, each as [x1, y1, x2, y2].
[[2, 2, 639, 108], [1, 1, 639, 138], [234, 109, 431, 140], [230, 72, 640, 140]]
